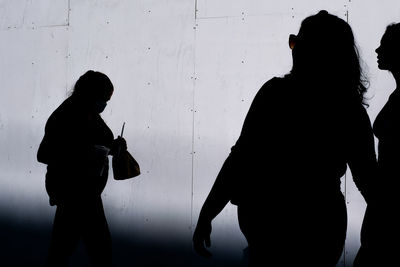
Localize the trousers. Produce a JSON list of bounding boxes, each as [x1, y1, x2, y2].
[[46, 196, 113, 267]]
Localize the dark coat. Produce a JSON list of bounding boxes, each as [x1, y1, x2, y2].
[[37, 96, 114, 205]]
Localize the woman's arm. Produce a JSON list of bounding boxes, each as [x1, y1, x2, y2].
[[193, 80, 271, 257], [193, 153, 235, 257], [347, 103, 378, 203]]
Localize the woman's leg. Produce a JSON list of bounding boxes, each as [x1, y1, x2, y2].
[[47, 205, 80, 267], [81, 197, 113, 267]]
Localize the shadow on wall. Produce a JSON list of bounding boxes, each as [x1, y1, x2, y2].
[[0, 213, 247, 267]]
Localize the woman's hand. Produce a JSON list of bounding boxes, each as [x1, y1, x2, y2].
[[193, 219, 213, 258], [110, 136, 127, 156]]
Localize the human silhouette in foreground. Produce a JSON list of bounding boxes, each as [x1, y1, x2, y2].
[[37, 70, 126, 267], [354, 23, 400, 267], [193, 10, 377, 267]]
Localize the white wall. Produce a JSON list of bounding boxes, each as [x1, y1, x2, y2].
[[1, 0, 399, 266]]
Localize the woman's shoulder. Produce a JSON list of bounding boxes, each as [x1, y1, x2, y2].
[[256, 76, 289, 99], [260, 76, 287, 89], [45, 97, 76, 129]]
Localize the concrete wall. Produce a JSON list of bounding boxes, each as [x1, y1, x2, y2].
[[1, 0, 399, 266]]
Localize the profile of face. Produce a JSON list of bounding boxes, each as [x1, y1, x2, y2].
[[375, 34, 395, 70], [376, 30, 400, 71], [93, 88, 113, 114]]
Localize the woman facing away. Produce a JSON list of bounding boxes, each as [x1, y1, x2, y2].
[[193, 10, 377, 267], [37, 70, 126, 267], [354, 23, 400, 267]]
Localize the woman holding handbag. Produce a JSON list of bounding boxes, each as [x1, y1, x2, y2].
[[37, 70, 126, 267]]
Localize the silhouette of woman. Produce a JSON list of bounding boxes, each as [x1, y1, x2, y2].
[[193, 11, 377, 267], [354, 23, 400, 267], [37, 70, 126, 267]]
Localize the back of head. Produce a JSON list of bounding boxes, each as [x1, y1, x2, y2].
[[382, 23, 400, 71], [71, 70, 113, 102], [291, 10, 367, 104], [384, 23, 400, 47]]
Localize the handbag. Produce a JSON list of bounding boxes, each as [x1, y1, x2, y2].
[[112, 149, 140, 180], [112, 122, 140, 180]]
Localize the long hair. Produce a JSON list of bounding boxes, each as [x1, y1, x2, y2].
[[290, 10, 368, 105]]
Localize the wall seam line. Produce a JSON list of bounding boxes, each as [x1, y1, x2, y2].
[[190, 0, 198, 233]]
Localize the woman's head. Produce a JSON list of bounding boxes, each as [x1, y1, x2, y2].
[[290, 10, 367, 104], [376, 23, 400, 72], [71, 70, 114, 113]]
